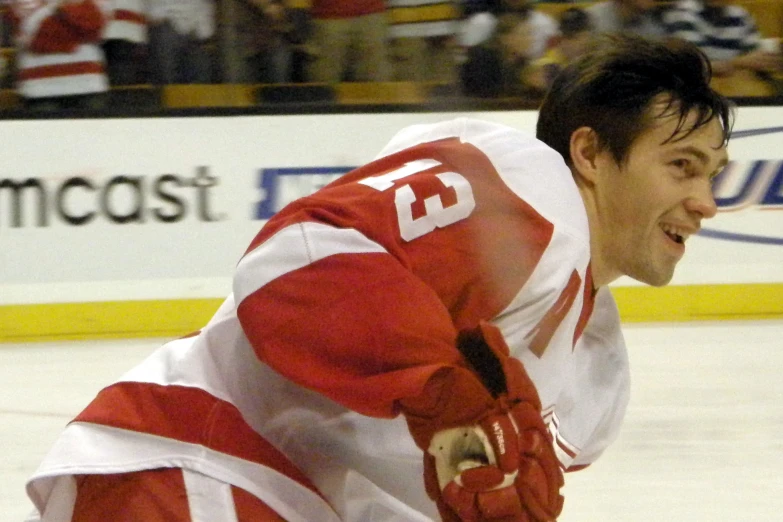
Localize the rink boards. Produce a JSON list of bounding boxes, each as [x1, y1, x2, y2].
[[1, 109, 781, 341]]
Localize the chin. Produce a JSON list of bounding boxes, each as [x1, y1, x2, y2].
[[644, 275, 673, 288], [627, 265, 675, 287]]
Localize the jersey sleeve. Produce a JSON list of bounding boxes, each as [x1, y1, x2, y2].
[[235, 122, 570, 419], [234, 222, 463, 419]]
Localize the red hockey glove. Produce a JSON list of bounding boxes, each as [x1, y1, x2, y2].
[[400, 322, 564, 522]]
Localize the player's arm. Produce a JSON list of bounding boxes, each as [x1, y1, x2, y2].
[[234, 135, 555, 417], [234, 226, 564, 520], [235, 143, 490, 417], [234, 218, 463, 418]]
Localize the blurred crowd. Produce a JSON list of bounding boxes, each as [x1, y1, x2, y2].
[[0, 0, 781, 111]]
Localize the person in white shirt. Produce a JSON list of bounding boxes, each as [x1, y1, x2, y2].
[[662, 0, 781, 76]]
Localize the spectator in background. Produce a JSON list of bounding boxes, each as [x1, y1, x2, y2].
[[102, 0, 148, 85], [458, 0, 557, 97], [456, 4, 498, 49], [526, 7, 593, 92], [308, 0, 389, 82], [146, 0, 215, 84], [501, 0, 558, 62], [222, 0, 293, 83], [587, 0, 666, 39], [662, 0, 782, 77], [457, 0, 559, 64], [9, 0, 110, 110], [0, 6, 13, 89], [387, 0, 459, 83], [286, 6, 316, 83]]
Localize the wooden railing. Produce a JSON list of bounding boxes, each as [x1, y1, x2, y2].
[[0, 75, 777, 113], [0, 1, 780, 111]]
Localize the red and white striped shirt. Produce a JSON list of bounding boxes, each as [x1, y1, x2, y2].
[[11, 0, 110, 98]]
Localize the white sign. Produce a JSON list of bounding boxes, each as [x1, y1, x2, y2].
[[1, 110, 781, 305]]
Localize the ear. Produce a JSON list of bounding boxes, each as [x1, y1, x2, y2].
[[569, 127, 600, 185]]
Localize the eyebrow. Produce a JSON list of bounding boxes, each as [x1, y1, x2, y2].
[[671, 145, 729, 169]]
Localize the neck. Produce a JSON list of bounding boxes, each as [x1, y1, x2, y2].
[[575, 176, 620, 288]]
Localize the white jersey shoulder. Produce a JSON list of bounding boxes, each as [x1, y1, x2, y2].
[[376, 117, 589, 244]]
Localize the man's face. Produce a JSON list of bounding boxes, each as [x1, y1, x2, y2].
[[591, 104, 728, 286]]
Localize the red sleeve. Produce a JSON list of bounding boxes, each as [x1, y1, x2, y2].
[[237, 248, 463, 419], [235, 138, 554, 419]]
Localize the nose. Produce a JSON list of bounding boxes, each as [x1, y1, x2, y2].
[[684, 182, 718, 219]]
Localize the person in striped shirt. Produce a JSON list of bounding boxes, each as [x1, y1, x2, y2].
[[662, 0, 782, 76], [8, 0, 111, 110]]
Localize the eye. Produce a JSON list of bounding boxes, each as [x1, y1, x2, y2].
[[669, 158, 695, 178]]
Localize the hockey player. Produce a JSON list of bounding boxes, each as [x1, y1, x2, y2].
[[26, 34, 732, 522]]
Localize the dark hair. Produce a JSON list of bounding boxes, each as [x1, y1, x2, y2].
[[559, 7, 591, 37], [536, 34, 734, 166]]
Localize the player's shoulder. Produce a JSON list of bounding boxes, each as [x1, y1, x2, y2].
[[378, 117, 587, 242], [375, 117, 543, 159]]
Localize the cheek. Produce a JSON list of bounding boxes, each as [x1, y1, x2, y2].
[[605, 184, 664, 243], [619, 166, 672, 217], [603, 178, 645, 223]]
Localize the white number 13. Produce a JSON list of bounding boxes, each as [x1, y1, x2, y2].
[[359, 159, 476, 241]]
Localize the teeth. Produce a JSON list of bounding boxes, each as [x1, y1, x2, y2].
[[661, 224, 689, 242]]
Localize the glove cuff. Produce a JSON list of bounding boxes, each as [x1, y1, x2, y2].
[[400, 365, 496, 451]]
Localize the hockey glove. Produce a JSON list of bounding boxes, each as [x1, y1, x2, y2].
[[400, 322, 564, 522]]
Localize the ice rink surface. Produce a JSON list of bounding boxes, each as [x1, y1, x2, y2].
[[2, 320, 781, 521]]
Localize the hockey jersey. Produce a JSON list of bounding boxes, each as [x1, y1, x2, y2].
[[26, 118, 630, 521]]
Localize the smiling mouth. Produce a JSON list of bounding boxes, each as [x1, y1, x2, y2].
[[664, 230, 684, 244], [660, 224, 688, 245]]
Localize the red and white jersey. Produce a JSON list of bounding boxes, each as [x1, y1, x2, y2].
[[26, 119, 630, 521], [11, 0, 110, 98]]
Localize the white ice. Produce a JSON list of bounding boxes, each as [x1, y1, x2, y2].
[[2, 320, 781, 521]]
